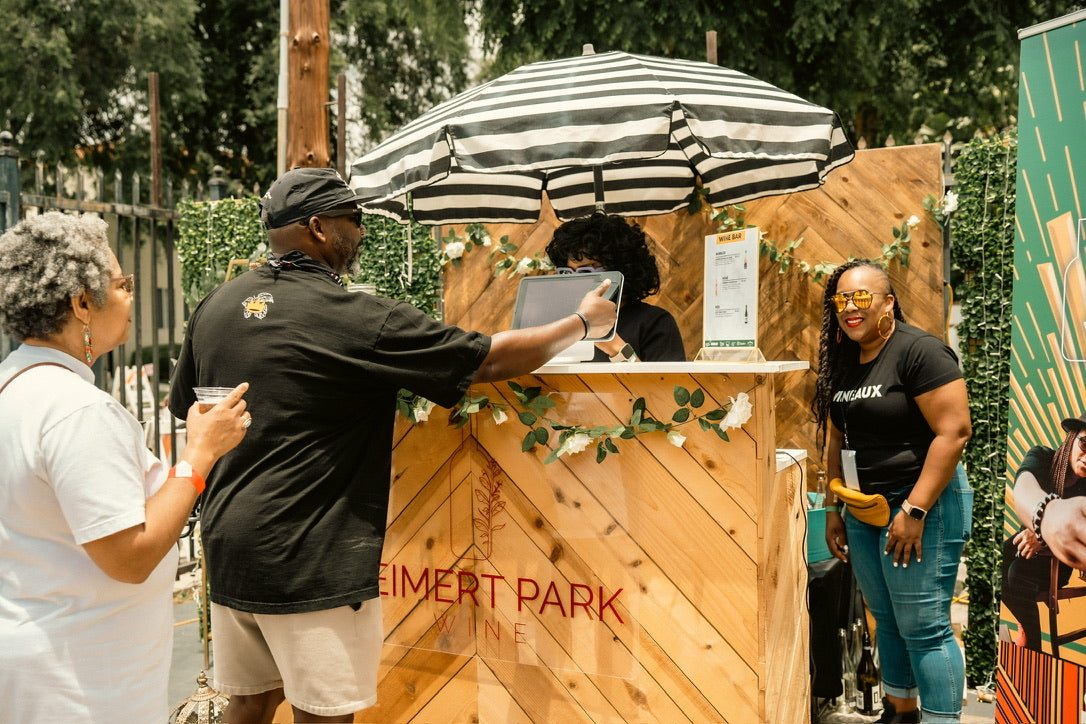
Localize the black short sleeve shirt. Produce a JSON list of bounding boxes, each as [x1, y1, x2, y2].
[[590, 300, 685, 362], [169, 264, 490, 613], [828, 322, 963, 503]]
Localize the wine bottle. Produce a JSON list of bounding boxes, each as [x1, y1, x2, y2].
[[855, 631, 880, 715]]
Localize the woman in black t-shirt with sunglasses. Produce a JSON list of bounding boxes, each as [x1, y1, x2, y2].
[[813, 259, 973, 724]]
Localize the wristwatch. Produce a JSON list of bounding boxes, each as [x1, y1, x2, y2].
[[901, 499, 928, 521], [609, 343, 638, 362]]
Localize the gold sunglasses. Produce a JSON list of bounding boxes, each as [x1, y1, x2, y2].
[[829, 289, 888, 313]]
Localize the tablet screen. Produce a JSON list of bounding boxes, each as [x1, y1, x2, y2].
[[510, 271, 623, 342]]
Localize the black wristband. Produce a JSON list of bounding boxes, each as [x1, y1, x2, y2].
[[573, 311, 590, 340]]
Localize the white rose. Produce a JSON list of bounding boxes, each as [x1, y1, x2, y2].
[[561, 432, 592, 456], [907, 215, 920, 228], [722, 392, 753, 430], [515, 257, 534, 275], [414, 399, 435, 423], [479, 231, 492, 246], [667, 430, 687, 448], [942, 191, 958, 214], [444, 241, 466, 260], [492, 407, 508, 425]]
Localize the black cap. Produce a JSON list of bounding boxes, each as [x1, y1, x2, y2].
[[261, 167, 362, 229], [1062, 413, 1086, 433]]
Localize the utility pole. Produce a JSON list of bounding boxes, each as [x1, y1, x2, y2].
[[286, 0, 331, 169]]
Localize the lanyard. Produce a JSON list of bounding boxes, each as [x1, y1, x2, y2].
[[841, 359, 877, 451]]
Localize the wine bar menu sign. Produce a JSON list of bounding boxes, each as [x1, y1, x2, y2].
[[703, 227, 760, 349]]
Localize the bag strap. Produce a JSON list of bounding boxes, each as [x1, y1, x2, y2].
[[0, 362, 73, 396]]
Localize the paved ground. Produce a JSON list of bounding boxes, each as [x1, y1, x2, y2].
[[169, 589, 211, 713]]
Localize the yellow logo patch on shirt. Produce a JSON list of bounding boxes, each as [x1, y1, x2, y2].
[[242, 292, 274, 319]]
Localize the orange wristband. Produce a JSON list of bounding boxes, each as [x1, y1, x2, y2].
[[169, 461, 206, 495]]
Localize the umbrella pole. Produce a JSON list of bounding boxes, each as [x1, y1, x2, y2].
[[592, 166, 606, 213]]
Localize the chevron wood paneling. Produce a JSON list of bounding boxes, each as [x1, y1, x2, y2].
[[441, 144, 945, 481], [366, 370, 806, 723]]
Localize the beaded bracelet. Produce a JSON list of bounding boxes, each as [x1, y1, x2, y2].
[[1032, 492, 1060, 547]]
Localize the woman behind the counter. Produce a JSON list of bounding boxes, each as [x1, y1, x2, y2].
[[545, 212, 685, 362]]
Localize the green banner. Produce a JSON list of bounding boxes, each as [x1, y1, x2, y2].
[[1002, 11, 1086, 672]]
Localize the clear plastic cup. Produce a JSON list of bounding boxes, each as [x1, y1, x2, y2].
[[193, 386, 234, 412]]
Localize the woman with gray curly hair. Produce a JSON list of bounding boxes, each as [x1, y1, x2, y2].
[[0, 212, 252, 723]]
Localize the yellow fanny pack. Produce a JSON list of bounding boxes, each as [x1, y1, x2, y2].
[[829, 477, 891, 527]]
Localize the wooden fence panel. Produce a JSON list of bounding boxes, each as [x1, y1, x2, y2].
[[442, 143, 946, 479]]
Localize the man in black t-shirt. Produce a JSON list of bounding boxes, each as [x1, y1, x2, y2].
[[169, 168, 617, 723]]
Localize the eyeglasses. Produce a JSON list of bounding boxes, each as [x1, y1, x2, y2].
[[1077, 435, 1086, 453], [556, 265, 608, 274], [829, 289, 888, 313], [111, 274, 135, 294]]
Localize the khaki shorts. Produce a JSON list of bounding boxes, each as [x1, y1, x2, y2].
[[210, 599, 382, 717]]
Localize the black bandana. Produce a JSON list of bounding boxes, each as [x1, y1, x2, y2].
[[266, 250, 342, 285]]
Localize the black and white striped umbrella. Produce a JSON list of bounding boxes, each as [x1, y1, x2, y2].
[[349, 50, 855, 225]]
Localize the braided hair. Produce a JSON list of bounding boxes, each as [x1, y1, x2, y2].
[[1050, 428, 1083, 496], [811, 259, 905, 430], [545, 212, 661, 302]]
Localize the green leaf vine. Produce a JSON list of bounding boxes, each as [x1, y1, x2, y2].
[[354, 214, 442, 320], [175, 200, 441, 319], [439, 222, 553, 277], [398, 383, 752, 464], [711, 203, 917, 282], [176, 198, 265, 310], [952, 131, 1016, 686]]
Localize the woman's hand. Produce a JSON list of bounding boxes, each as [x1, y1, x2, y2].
[[825, 510, 849, 562], [83, 382, 250, 584], [1040, 498, 1086, 569], [181, 382, 250, 476], [1013, 527, 1044, 559], [885, 510, 924, 567]]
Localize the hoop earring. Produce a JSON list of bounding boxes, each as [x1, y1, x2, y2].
[[877, 313, 895, 340], [83, 324, 93, 364], [835, 326, 842, 344]]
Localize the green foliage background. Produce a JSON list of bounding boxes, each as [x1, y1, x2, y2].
[[476, 0, 1077, 147], [3, 0, 1080, 191], [175, 200, 441, 319], [176, 198, 266, 309], [951, 131, 1017, 684], [353, 214, 442, 320]]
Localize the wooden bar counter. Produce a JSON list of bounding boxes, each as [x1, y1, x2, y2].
[[366, 361, 810, 723]]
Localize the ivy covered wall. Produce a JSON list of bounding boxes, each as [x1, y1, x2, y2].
[[952, 131, 1017, 685], [175, 200, 440, 319]]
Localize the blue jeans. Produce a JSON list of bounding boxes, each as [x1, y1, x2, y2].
[[844, 465, 973, 724]]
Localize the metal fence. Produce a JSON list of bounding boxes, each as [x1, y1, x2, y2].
[[0, 131, 208, 565]]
